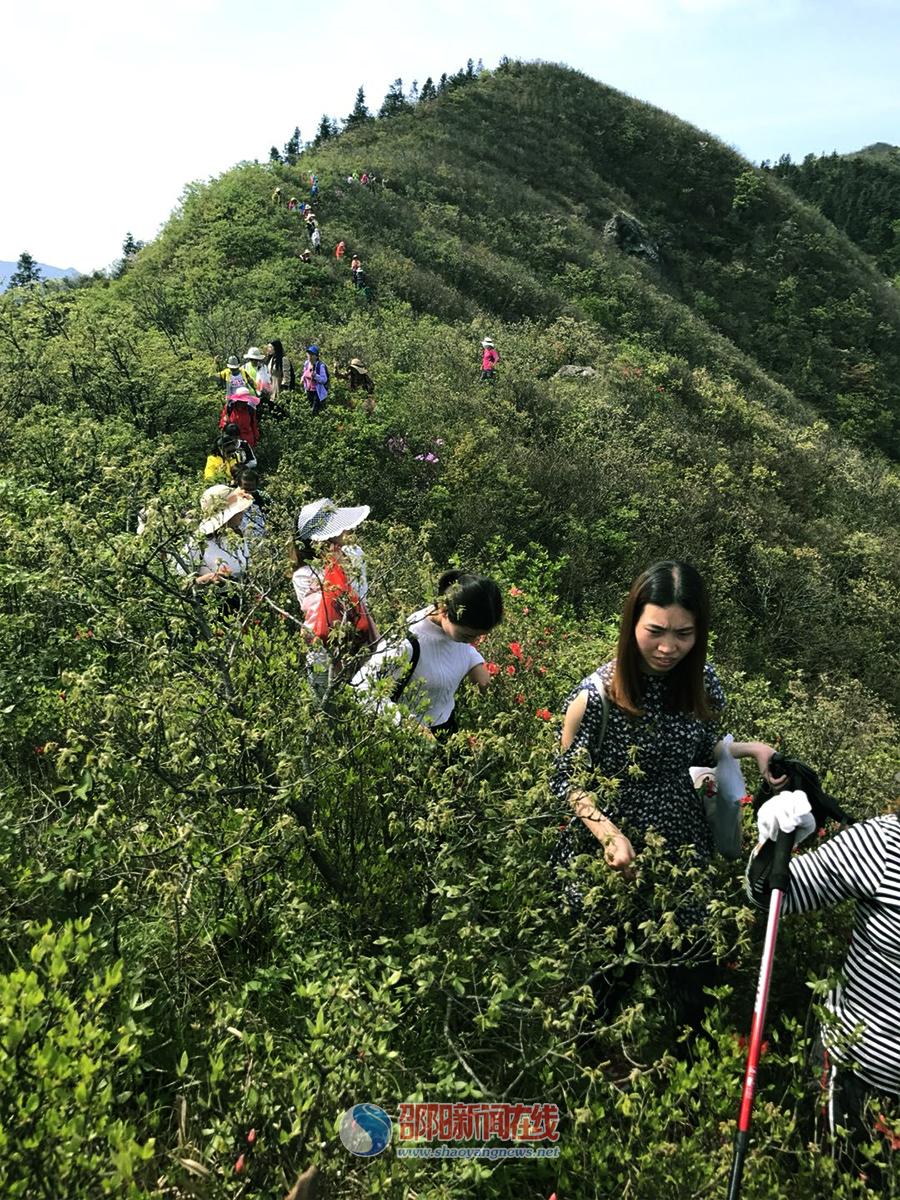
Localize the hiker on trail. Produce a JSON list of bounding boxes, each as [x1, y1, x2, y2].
[[360, 171, 369, 186], [310, 226, 321, 253], [354, 268, 369, 296], [335, 240, 346, 260], [218, 386, 260, 448], [272, 187, 282, 205], [302, 345, 329, 414], [216, 355, 252, 398], [176, 485, 253, 595], [235, 465, 268, 538], [349, 253, 362, 283], [287, 197, 298, 211], [747, 795, 900, 1178], [204, 423, 256, 483], [241, 347, 265, 394], [298, 249, 312, 264], [551, 560, 783, 1035], [352, 571, 503, 739], [265, 339, 294, 406], [310, 173, 319, 199], [347, 357, 375, 412], [291, 499, 378, 694], [480, 338, 500, 384]]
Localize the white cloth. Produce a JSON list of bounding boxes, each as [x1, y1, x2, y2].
[[352, 606, 484, 727], [757, 790, 816, 845], [175, 535, 250, 580]]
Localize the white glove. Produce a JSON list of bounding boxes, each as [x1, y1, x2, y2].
[[756, 790, 816, 845]]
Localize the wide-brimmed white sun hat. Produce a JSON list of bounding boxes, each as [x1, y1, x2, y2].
[[243, 346, 265, 362], [481, 337, 494, 348], [296, 498, 370, 542], [198, 486, 254, 536]]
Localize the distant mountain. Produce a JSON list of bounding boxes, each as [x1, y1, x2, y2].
[[767, 145, 900, 279], [0, 261, 80, 292]]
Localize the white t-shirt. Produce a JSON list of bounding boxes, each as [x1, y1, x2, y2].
[[292, 545, 368, 633], [353, 606, 484, 727], [175, 535, 250, 580]]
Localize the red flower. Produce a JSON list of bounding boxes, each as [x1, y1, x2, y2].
[[535, 707, 552, 721], [509, 586, 524, 597], [538, 665, 548, 674], [234, 1153, 246, 1174], [486, 662, 500, 675], [508, 641, 523, 660], [739, 794, 753, 807], [34, 745, 46, 755], [247, 1129, 257, 1145], [506, 665, 516, 676], [522, 607, 529, 614], [515, 693, 525, 705]]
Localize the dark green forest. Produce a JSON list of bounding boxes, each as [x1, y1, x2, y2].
[[768, 143, 900, 281], [1, 60, 898, 1198]]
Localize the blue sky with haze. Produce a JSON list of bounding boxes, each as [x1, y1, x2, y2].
[[2, 0, 898, 274]]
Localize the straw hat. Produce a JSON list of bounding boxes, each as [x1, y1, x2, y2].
[[243, 346, 265, 362], [198, 486, 253, 536], [350, 358, 367, 371], [296, 498, 370, 543], [481, 338, 494, 348]]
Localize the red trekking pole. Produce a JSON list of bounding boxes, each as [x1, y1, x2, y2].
[[726, 825, 795, 1200]]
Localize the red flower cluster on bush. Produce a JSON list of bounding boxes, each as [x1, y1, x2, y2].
[[486, 662, 500, 675], [535, 708, 552, 721]]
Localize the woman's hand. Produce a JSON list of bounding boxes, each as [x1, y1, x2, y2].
[[756, 743, 788, 788], [604, 832, 636, 875]]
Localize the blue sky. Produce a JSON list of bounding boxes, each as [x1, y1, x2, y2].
[[2, 0, 898, 274]]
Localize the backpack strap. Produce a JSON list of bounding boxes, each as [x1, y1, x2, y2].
[[391, 632, 420, 702]]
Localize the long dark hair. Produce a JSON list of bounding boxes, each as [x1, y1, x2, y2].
[[268, 339, 284, 374], [436, 571, 503, 632], [609, 560, 712, 719]]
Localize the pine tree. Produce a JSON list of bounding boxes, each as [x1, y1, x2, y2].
[[408, 79, 419, 104], [465, 58, 475, 79], [379, 78, 410, 119], [475, 58, 484, 75], [344, 86, 371, 131], [283, 126, 302, 165], [269, 146, 282, 163], [313, 114, 338, 146], [419, 77, 437, 102], [8, 252, 42, 289], [437, 72, 449, 93]]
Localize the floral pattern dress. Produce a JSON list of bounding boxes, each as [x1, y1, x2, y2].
[[551, 660, 725, 878]]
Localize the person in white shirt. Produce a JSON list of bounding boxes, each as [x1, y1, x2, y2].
[[352, 571, 503, 737], [175, 486, 254, 602]]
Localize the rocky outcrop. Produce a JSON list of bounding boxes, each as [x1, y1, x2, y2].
[[602, 211, 660, 265], [554, 365, 598, 380]]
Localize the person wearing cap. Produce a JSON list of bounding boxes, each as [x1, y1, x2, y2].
[[175, 486, 254, 591], [218, 386, 260, 448], [335, 240, 347, 260], [215, 355, 254, 398], [480, 337, 500, 384], [272, 187, 282, 205], [349, 254, 362, 284], [302, 345, 329, 415], [347, 358, 375, 413], [290, 499, 378, 692], [241, 347, 265, 392], [204, 423, 257, 483], [310, 226, 321, 254]]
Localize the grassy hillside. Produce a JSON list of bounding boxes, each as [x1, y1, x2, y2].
[[0, 60, 898, 1199]]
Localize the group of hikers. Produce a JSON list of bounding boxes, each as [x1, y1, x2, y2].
[[166, 163, 897, 1181], [175, 438, 900, 1178]]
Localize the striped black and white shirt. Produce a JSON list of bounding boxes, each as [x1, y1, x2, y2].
[[749, 815, 900, 1094]]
